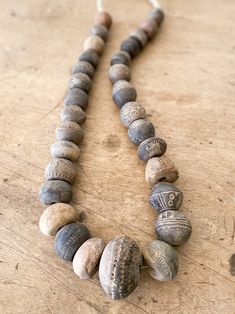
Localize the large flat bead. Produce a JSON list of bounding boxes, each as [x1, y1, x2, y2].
[[39, 180, 72, 205], [44, 158, 76, 184], [138, 137, 167, 161]]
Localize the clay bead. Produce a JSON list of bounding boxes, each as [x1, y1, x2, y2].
[[148, 8, 165, 26], [73, 238, 105, 279], [91, 25, 108, 41], [120, 101, 146, 127], [155, 210, 192, 246], [139, 19, 158, 40], [55, 222, 91, 261], [39, 203, 77, 236], [108, 64, 131, 84], [137, 137, 167, 161], [64, 88, 88, 110], [55, 121, 84, 145], [68, 73, 92, 93], [51, 141, 80, 161], [60, 105, 86, 125], [130, 29, 148, 48], [39, 180, 72, 205], [83, 35, 104, 55], [128, 119, 155, 145], [143, 240, 178, 281], [99, 236, 142, 300], [44, 158, 76, 184], [72, 61, 95, 78], [79, 49, 100, 68], [145, 156, 179, 186], [94, 11, 112, 28], [112, 80, 137, 108], [111, 51, 131, 66], [121, 37, 140, 58]]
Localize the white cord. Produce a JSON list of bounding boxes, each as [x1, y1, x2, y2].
[[148, 0, 162, 9], [97, 0, 104, 12]]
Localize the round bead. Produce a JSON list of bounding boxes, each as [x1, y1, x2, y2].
[[111, 51, 131, 66], [120, 102, 146, 127], [39, 203, 77, 236], [39, 180, 72, 205], [91, 25, 108, 41], [64, 88, 88, 110], [128, 119, 155, 145], [73, 238, 106, 279], [55, 222, 91, 261], [55, 121, 84, 145], [120, 37, 140, 58], [137, 137, 167, 161], [108, 64, 131, 84], [50, 141, 80, 161], [60, 105, 86, 125], [130, 29, 148, 48], [44, 158, 76, 184], [145, 156, 179, 186], [112, 80, 137, 108], [148, 8, 165, 26], [79, 49, 99, 68], [155, 210, 192, 246], [139, 19, 158, 40], [143, 240, 178, 281], [83, 35, 104, 55], [72, 61, 95, 78], [94, 11, 112, 28], [68, 73, 92, 93], [149, 182, 183, 213]]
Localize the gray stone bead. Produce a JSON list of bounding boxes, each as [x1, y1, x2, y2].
[[149, 182, 183, 213], [68, 73, 92, 93], [79, 49, 100, 68], [112, 80, 137, 108], [130, 29, 148, 48], [137, 137, 167, 161], [121, 37, 140, 58], [39, 180, 72, 205], [148, 8, 165, 26], [51, 141, 80, 161], [155, 210, 192, 246], [111, 51, 131, 66], [139, 19, 158, 40], [64, 88, 88, 110], [72, 61, 95, 78], [128, 119, 155, 145], [60, 105, 86, 125], [55, 222, 91, 261], [44, 158, 76, 184], [91, 25, 108, 41], [55, 121, 84, 145], [108, 64, 131, 84], [120, 101, 146, 127]]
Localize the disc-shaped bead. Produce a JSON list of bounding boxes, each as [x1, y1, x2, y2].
[[139, 19, 158, 40], [111, 51, 131, 66], [83, 35, 104, 55], [121, 37, 140, 58], [64, 88, 88, 110], [112, 80, 137, 108], [137, 137, 167, 161], [91, 25, 108, 41], [79, 49, 99, 68], [120, 101, 146, 127], [55, 121, 84, 145], [72, 61, 95, 78], [39, 180, 72, 205], [50, 141, 80, 161], [108, 64, 131, 84], [130, 29, 148, 48], [44, 158, 76, 184], [94, 11, 112, 28], [60, 105, 86, 125], [128, 119, 155, 145], [68, 73, 92, 93]]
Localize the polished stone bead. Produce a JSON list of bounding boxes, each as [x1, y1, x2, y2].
[[55, 121, 84, 145], [72, 61, 95, 78], [44, 158, 76, 184], [120, 101, 146, 127], [94, 11, 112, 28], [108, 64, 131, 84], [148, 8, 165, 26], [91, 25, 108, 41], [83, 35, 104, 55], [130, 29, 148, 48], [79, 49, 99, 68], [139, 19, 158, 40], [137, 137, 167, 161], [64, 88, 88, 110], [111, 51, 131, 66], [39, 180, 72, 205], [112, 80, 137, 108], [60, 105, 86, 125], [128, 119, 155, 145], [51, 141, 80, 161], [121, 37, 140, 58], [69, 73, 92, 92]]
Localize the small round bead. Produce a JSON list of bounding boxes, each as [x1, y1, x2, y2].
[[94, 11, 112, 28], [55, 121, 84, 145], [108, 64, 131, 84], [120, 37, 140, 58], [155, 210, 192, 246], [64, 88, 88, 110], [120, 102, 146, 127], [83, 35, 104, 55], [145, 156, 179, 186], [39, 203, 77, 236], [55, 222, 91, 261], [139, 19, 158, 40], [137, 137, 167, 161], [39, 180, 72, 205], [148, 8, 165, 26], [44, 158, 76, 184], [149, 182, 183, 213], [68, 73, 92, 93], [130, 29, 148, 48], [111, 51, 131, 66], [112, 80, 137, 108], [79, 49, 99, 68], [51, 141, 80, 161], [72, 61, 95, 78], [91, 25, 108, 41], [128, 119, 155, 145], [60, 105, 86, 125]]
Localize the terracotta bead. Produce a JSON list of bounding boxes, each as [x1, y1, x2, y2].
[[91, 25, 108, 41], [51, 141, 80, 161], [94, 11, 112, 28], [79, 49, 99, 68], [39, 180, 72, 205], [69, 73, 92, 93], [83, 35, 104, 55], [55, 121, 84, 145], [120, 101, 146, 127], [121, 37, 140, 58], [148, 8, 165, 26], [108, 64, 131, 84], [128, 119, 155, 145], [145, 156, 179, 186], [60, 105, 86, 125], [130, 29, 148, 48], [139, 19, 158, 40], [72, 61, 95, 78], [64, 88, 88, 110], [112, 80, 137, 108], [39, 203, 77, 236], [111, 51, 131, 66], [44, 158, 76, 184], [137, 137, 167, 161]]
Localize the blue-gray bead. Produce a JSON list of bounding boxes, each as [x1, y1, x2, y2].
[[79, 49, 100, 68], [112, 80, 137, 108], [64, 88, 88, 110], [137, 137, 167, 161], [39, 180, 72, 205], [128, 119, 155, 145]]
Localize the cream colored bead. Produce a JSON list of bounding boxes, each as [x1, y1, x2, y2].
[[83, 35, 104, 55]]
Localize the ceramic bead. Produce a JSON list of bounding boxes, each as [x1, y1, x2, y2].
[[60, 105, 86, 125], [64, 88, 88, 110], [72, 61, 95, 78], [143, 240, 178, 281], [91, 25, 108, 41], [99, 236, 142, 300], [148, 8, 165, 25], [50, 141, 80, 161], [39, 203, 77, 236], [55, 121, 84, 145], [120, 101, 146, 127], [112, 80, 137, 108], [121, 37, 140, 58], [73, 238, 106, 279], [130, 29, 148, 48], [111, 51, 131, 66], [137, 137, 167, 161], [55, 222, 91, 261], [79, 49, 99, 68], [108, 64, 131, 84], [128, 119, 155, 145], [139, 19, 158, 40], [94, 11, 112, 28], [155, 210, 192, 245], [44, 158, 76, 184], [68, 73, 92, 93], [39, 180, 72, 205], [145, 156, 179, 186], [83, 35, 104, 55]]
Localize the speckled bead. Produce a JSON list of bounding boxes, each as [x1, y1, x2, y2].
[[148, 8, 165, 26], [139, 19, 158, 40], [112, 80, 137, 108], [130, 29, 148, 48], [155, 210, 192, 246], [120, 102, 146, 127], [137, 137, 167, 161], [111, 51, 131, 66], [94, 11, 112, 28], [121, 37, 140, 58], [68, 73, 92, 93], [55, 121, 84, 145], [91, 25, 108, 41], [60, 105, 86, 125], [39, 180, 72, 205], [50, 141, 80, 161], [44, 158, 76, 184], [64, 88, 88, 110], [79, 49, 100, 68], [83, 35, 104, 55], [128, 119, 155, 145], [108, 64, 131, 84], [72, 61, 95, 78]]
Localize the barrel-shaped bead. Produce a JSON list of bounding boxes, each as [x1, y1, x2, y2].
[[113, 80, 137, 108], [39, 180, 72, 205], [120, 102, 146, 127], [60, 105, 86, 125], [44, 158, 76, 184], [55, 121, 84, 145], [50, 141, 80, 161], [108, 64, 131, 84], [137, 137, 167, 161], [128, 119, 155, 145]]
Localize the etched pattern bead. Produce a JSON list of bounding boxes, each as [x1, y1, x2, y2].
[[108, 64, 131, 84], [94, 11, 112, 28], [111, 51, 131, 66], [39, 180, 72, 205], [60, 105, 86, 125], [79, 49, 99, 68], [128, 119, 155, 145], [148, 8, 165, 26], [44, 158, 76, 184], [56, 121, 84, 145], [72, 61, 95, 78], [91, 25, 108, 41], [68, 73, 92, 93], [113, 80, 137, 108], [120, 102, 146, 127], [121, 37, 140, 58], [139, 19, 158, 39], [83, 35, 105, 55], [137, 137, 167, 161], [51, 141, 80, 161], [64, 88, 88, 110], [130, 29, 148, 48]]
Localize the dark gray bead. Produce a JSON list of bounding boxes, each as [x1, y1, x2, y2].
[[79, 49, 100, 68], [137, 137, 167, 161], [111, 51, 131, 66], [55, 121, 84, 145], [130, 29, 148, 48], [72, 61, 95, 78], [121, 37, 140, 58], [51, 141, 80, 161], [91, 25, 108, 41], [69, 73, 92, 93], [128, 119, 155, 145], [55, 222, 91, 261], [148, 8, 165, 26], [44, 158, 76, 184], [113, 80, 137, 108], [60, 105, 86, 125], [120, 101, 146, 127], [39, 180, 72, 205], [64, 88, 88, 110]]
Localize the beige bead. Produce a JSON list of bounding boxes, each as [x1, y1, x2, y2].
[[94, 11, 112, 28], [83, 35, 104, 55], [145, 156, 179, 186], [44, 158, 76, 184], [39, 203, 78, 236], [108, 64, 131, 84]]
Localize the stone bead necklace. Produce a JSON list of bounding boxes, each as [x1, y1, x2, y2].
[[38, 0, 192, 300]]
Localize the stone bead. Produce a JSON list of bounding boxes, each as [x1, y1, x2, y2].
[[91, 25, 108, 41], [72, 61, 95, 78], [44, 158, 76, 184], [73, 238, 105, 279], [60, 105, 86, 125], [130, 29, 148, 48], [139, 19, 158, 40], [39, 180, 72, 205], [155, 210, 192, 246], [128, 119, 155, 145], [55, 222, 91, 261], [145, 156, 179, 186], [39, 203, 77, 236], [120, 37, 140, 58], [143, 240, 178, 281], [111, 51, 131, 66], [108, 64, 131, 84], [148, 8, 165, 26], [120, 102, 146, 127], [51, 141, 80, 161], [94, 11, 112, 29], [99, 236, 142, 300], [68, 73, 92, 93], [55, 121, 84, 145], [112, 80, 137, 108], [149, 182, 183, 213], [83, 35, 104, 55], [79, 49, 99, 68], [137, 137, 167, 161], [64, 88, 88, 110]]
